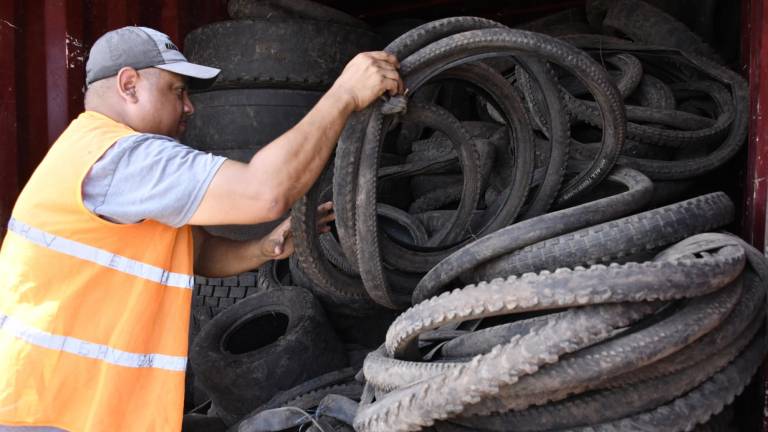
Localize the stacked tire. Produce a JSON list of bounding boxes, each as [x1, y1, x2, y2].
[[183, 4, 380, 240]]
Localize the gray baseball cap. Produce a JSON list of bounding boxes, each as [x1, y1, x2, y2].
[[85, 26, 220, 86]]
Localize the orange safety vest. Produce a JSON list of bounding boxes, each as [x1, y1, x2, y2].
[[0, 111, 193, 431]]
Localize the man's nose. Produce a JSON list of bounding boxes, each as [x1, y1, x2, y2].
[[184, 93, 195, 115]]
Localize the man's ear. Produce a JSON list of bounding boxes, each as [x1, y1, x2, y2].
[[116, 67, 139, 103]]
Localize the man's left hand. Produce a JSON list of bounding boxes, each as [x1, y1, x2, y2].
[[260, 217, 294, 260], [259, 202, 335, 261]]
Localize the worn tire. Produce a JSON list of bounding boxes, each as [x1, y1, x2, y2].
[[473, 192, 735, 281], [184, 88, 321, 158], [190, 287, 348, 425], [184, 18, 380, 90], [226, 0, 368, 29]]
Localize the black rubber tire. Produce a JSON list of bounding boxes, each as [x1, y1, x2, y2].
[[182, 88, 319, 242], [226, 0, 369, 29], [291, 166, 382, 315], [563, 333, 764, 432], [517, 7, 592, 36], [230, 367, 361, 431], [567, 80, 734, 149], [408, 185, 462, 214], [355, 102, 482, 309], [181, 413, 227, 432], [454, 324, 762, 431], [257, 368, 359, 411], [190, 267, 278, 335], [189, 287, 348, 425], [510, 56, 570, 217], [357, 251, 745, 432], [557, 53, 643, 100], [356, 63, 538, 281], [184, 18, 380, 90], [413, 167, 653, 304], [411, 175, 463, 199], [426, 62, 535, 233], [397, 27, 626, 205], [630, 74, 676, 110], [558, 38, 748, 180], [184, 88, 321, 158], [332, 17, 508, 274], [474, 192, 735, 282], [602, 0, 722, 62]]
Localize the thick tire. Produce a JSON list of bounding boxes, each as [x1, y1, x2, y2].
[[182, 88, 320, 241], [191, 272, 261, 326], [184, 18, 380, 90], [184, 88, 321, 158], [226, 0, 368, 29], [190, 287, 348, 425]]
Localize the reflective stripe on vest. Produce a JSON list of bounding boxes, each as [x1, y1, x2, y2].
[[0, 111, 192, 431], [0, 314, 186, 372], [7, 218, 193, 290]]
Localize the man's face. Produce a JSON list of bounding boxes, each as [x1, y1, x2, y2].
[[133, 68, 194, 139]]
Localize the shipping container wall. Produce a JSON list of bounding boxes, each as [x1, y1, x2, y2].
[[0, 0, 767, 429]]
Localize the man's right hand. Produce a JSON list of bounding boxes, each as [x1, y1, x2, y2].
[[329, 51, 404, 112]]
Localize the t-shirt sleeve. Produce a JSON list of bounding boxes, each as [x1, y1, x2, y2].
[[82, 133, 227, 227]]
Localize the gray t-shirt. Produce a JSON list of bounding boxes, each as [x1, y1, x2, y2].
[[82, 133, 227, 227]]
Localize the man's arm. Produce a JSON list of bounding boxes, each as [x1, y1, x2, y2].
[[187, 51, 402, 226], [192, 202, 334, 277], [191, 224, 286, 277]]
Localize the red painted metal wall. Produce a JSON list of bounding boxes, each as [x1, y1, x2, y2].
[[0, 0, 18, 237], [744, 0, 768, 256]]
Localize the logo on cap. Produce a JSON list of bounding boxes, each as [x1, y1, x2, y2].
[[164, 41, 179, 52]]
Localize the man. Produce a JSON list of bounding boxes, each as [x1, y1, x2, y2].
[[0, 26, 402, 431]]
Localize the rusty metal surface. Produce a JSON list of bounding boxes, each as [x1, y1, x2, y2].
[[744, 0, 768, 256], [740, 0, 768, 428], [44, 0, 85, 145], [0, 0, 18, 239]]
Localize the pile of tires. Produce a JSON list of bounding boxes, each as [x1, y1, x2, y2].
[[182, 3, 763, 431], [355, 198, 767, 431], [290, 12, 747, 312], [285, 10, 757, 432]]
